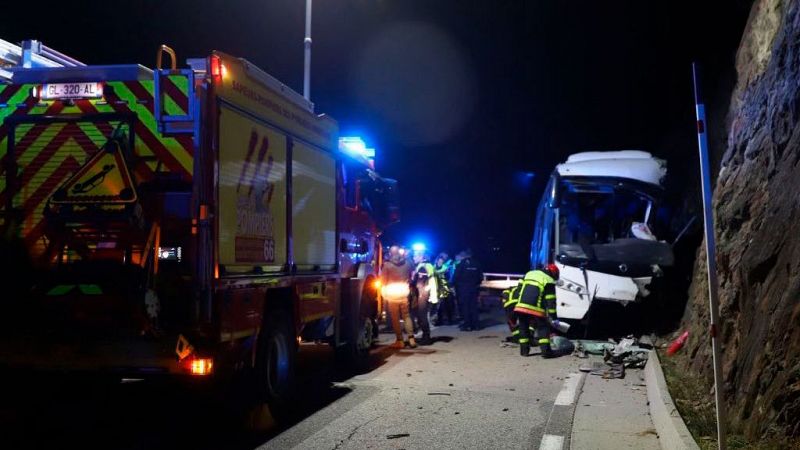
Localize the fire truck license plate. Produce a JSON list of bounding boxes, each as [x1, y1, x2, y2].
[[42, 82, 103, 100]]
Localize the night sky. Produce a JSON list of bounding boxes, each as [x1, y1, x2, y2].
[[4, 0, 752, 270]]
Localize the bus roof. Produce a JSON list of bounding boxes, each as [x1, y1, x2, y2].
[[556, 150, 666, 187]]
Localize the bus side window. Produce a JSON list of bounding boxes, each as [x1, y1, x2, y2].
[[531, 188, 554, 268]]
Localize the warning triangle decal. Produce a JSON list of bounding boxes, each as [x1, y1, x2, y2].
[[51, 141, 137, 205]]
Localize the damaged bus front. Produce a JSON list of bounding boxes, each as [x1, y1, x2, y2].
[[531, 151, 674, 321]]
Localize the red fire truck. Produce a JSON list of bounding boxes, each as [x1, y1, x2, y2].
[[0, 41, 398, 410]]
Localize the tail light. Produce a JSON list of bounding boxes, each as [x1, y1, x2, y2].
[[182, 356, 213, 376], [191, 358, 213, 376], [209, 55, 222, 83]]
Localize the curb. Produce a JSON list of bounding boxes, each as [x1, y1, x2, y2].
[[645, 350, 700, 450]]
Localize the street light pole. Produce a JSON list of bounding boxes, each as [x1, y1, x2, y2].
[[303, 0, 312, 101]]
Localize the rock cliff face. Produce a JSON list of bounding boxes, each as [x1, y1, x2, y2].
[[680, 0, 800, 439]]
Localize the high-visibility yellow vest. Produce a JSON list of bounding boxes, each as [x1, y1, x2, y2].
[[513, 270, 556, 317], [502, 288, 517, 308]]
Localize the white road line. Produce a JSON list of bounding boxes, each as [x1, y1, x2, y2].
[[554, 373, 581, 406], [539, 434, 564, 450]]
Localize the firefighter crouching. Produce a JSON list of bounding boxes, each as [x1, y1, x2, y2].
[[502, 287, 533, 343], [513, 264, 560, 358], [502, 288, 517, 341]]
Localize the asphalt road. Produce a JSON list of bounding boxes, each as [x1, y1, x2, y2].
[[265, 306, 583, 449], [0, 305, 582, 450]]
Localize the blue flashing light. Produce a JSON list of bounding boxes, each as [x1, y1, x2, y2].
[[339, 136, 375, 158], [339, 136, 378, 169], [411, 242, 426, 252]]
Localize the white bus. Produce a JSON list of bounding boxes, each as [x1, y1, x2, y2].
[[531, 151, 674, 322]]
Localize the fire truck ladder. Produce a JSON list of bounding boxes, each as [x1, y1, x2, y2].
[[153, 45, 196, 137], [0, 38, 85, 83]]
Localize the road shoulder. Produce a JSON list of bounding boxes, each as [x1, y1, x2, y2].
[[570, 358, 660, 449]]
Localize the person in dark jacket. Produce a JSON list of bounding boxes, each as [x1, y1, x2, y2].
[[453, 249, 482, 331]]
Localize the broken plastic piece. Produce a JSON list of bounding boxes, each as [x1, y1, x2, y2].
[[666, 331, 689, 356], [386, 433, 410, 439]]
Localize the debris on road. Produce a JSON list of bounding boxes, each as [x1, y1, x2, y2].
[[638, 334, 655, 349], [605, 339, 649, 369], [573, 336, 653, 380], [574, 336, 651, 369], [574, 340, 616, 356], [386, 433, 410, 439], [551, 336, 575, 355], [591, 363, 624, 379], [427, 392, 451, 396], [579, 361, 605, 373]]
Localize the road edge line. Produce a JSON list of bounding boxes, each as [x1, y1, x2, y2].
[[539, 371, 585, 450]]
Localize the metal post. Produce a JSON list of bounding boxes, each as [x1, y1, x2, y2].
[[21, 40, 41, 68], [303, 0, 312, 101], [692, 62, 727, 450]]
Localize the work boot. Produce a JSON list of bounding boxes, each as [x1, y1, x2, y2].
[[418, 335, 433, 346], [390, 340, 405, 349], [520, 344, 530, 357], [540, 346, 555, 359], [407, 337, 418, 348]]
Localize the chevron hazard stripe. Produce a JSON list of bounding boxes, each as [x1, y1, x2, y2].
[[0, 80, 196, 257]]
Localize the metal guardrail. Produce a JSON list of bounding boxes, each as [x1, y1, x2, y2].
[[480, 272, 524, 290]]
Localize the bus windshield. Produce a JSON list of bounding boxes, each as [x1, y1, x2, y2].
[[554, 177, 673, 267]]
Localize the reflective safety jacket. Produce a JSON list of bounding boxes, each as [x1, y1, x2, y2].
[[512, 270, 557, 318], [434, 262, 453, 299], [414, 262, 435, 281], [415, 261, 438, 303], [502, 286, 519, 309]]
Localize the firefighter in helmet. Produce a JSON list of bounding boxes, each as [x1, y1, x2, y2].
[[513, 263, 560, 357]]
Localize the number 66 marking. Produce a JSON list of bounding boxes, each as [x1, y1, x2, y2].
[[263, 239, 275, 262]]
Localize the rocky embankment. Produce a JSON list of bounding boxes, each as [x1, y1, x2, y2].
[[679, 0, 800, 440]]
